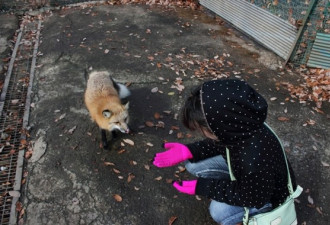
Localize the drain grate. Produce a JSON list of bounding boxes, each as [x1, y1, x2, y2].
[[0, 17, 41, 225]]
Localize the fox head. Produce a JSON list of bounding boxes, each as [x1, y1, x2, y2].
[[98, 102, 130, 134]]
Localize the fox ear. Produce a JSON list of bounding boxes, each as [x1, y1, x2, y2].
[[124, 102, 129, 109], [102, 110, 112, 118]]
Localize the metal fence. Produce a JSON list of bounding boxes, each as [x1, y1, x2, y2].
[[245, 0, 329, 66]]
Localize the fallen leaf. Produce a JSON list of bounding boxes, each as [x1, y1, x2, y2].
[[278, 117, 290, 121], [113, 168, 121, 174], [156, 121, 165, 128], [151, 87, 158, 93], [154, 112, 161, 119], [171, 126, 180, 130], [127, 173, 135, 183], [144, 165, 150, 170], [308, 195, 314, 205], [177, 132, 184, 139], [169, 216, 177, 225], [16, 202, 22, 212], [123, 139, 134, 146], [117, 149, 126, 154], [55, 113, 66, 122], [270, 97, 277, 101], [113, 194, 122, 202], [104, 162, 115, 166], [155, 176, 162, 181], [177, 166, 186, 173], [146, 142, 153, 147], [316, 206, 323, 215], [11, 99, 19, 104], [68, 126, 77, 134], [306, 119, 316, 125], [321, 161, 329, 167], [145, 121, 154, 127], [134, 186, 140, 191], [166, 178, 173, 183]]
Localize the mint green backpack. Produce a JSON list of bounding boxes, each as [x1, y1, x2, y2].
[[226, 123, 303, 225]]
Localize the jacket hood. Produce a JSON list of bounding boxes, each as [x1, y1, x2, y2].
[[201, 79, 268, 144]]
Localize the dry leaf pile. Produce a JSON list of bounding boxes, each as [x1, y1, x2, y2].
[[281, 68, 330, 111], [109, 0, 200, 9]]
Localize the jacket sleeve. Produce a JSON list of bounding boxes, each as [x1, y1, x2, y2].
[[186, 139, 226, 163], [195, 170, 275, 208]]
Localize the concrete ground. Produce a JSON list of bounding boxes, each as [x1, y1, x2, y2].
[[1, 3, 329, 225]]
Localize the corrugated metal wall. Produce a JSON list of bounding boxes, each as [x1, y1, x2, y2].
[[199, 0, 298, 60], [307, 33, 330, 69]]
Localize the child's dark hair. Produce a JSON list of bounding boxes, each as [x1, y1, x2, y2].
[[182, 85, 211, 134]]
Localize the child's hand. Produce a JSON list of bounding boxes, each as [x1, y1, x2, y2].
[[172, 180, 197, 195], [153, 142, 193, 167]]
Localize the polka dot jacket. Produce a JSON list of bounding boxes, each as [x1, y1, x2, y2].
[[186, 79, 296, 209]]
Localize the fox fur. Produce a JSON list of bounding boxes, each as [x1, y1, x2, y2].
[[84, 71, 130, 149]]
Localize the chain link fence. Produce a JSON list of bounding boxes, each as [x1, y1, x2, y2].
[[0, 0, 329, 66], [290, 0, 329, 66], [245, 0, 329, 66]]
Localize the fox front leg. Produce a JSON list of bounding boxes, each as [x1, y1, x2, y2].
[[101, 129, 109, 150]]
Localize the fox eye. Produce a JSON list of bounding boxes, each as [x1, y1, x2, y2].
[[102, 110, 112, 118]]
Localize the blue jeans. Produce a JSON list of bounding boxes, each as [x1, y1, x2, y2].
[[185, 155, 272, 225]]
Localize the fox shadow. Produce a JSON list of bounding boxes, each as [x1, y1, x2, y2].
[[104, 86, 176, 150]]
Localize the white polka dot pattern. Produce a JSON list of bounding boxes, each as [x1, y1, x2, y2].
[[186, 80, 296, 209]]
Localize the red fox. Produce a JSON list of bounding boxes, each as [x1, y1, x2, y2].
[[84, 71, 130, 149]]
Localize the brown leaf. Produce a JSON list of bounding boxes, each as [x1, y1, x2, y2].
[[169, 216, 177, 225], [166, 178, 173, 184], [145, 121, 154, 127], [171, 126, 180, 130], [177, 132, 184, 139], [127, 173, 135, 183], [113, 194, 122, 202], [154, 112, 161, 119], [113, 168, 121, 174], [104, 162, 115, 166], [278, 117, 290, 121], [25, 150, 33, 159], [117, 149, 126, 154], [155, 176, 162, 181], [316, 206, 323, 215], [16, 201, 22, 212]]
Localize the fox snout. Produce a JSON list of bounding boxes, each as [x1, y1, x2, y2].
[[109, 123, 130, 134], [119, 127, 130, 134]]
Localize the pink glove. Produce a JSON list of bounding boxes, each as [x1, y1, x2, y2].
[[153, 142, 193, 167], [173, 180, 197, 195]]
